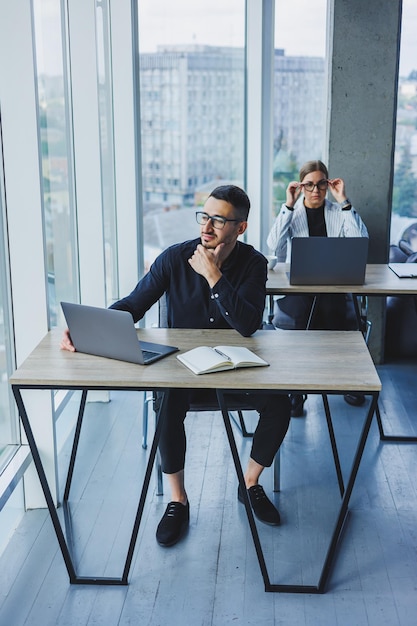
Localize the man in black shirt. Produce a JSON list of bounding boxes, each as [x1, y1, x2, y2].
[[61, 185, 291, 547]]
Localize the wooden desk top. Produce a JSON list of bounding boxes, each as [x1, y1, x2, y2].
[[10, 327, 381, 393], [267, 263, 417, 295]]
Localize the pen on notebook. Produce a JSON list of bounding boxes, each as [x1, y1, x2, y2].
[[213, 348, 232, 361]]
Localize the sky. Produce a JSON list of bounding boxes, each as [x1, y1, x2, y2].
[[138, 0, 416, 76], [35, 0, 416, 78], [138, 0, 328, 58]]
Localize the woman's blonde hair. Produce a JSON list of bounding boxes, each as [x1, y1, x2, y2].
[[299, 160, 328, 182]]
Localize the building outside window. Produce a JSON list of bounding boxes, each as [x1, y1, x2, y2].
[[137, 0, 246, 270], [272, 0, 327, 221], [390, 0, 417, 250], [138, 1, 329, 251]]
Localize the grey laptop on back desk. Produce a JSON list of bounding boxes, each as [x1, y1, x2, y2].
[[289, 237, 369, 285], [61, 301, 178, 365]]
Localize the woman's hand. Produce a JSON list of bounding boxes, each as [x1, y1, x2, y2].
[[328, 178, 347, 204], [285, 181, 302, 207]]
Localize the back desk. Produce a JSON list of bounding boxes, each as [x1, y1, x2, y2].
[[266, 262, 417, 443], [266, 263, 417, 296]]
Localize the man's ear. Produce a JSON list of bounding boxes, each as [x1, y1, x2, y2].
[[237, 221, 248, 236]]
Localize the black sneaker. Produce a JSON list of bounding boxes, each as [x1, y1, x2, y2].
[[238, 484, 280, 526], [291, 394, 307, 417], [156, 501, 189, 547]]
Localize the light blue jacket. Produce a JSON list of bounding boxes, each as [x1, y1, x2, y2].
[[267, 198, 369, 262]]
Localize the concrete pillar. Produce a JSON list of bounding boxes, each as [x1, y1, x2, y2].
[[327, 0, 402, 362]]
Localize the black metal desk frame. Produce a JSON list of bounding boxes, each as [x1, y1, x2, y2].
[[12, 383, 170, 586], [217, 388, 379, 594], [268, 286, 416, 444], [13, 381, 378, 593], [374, 403, 417, 443]]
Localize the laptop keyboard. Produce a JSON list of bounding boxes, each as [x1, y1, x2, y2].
[[142, 349, 161, 363]]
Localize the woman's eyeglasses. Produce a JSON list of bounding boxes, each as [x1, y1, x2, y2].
[[195, 211, 241, 230], [300, 179, 329, 192]]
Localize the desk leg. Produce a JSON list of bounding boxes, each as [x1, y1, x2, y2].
[[375, 402, 417, 443], [217, 389, 378, 594], [122, 390, 168, 582], [217, 390, 317, 594], [216, 390, 272, 591], [63, 389, 88, 501], [13, 385, 168, 585], [317, 392, 379, 592], [13, 386, 78, 584], [322, 394, 345, 496]]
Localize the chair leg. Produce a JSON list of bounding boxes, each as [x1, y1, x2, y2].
[[142, 393, 148, 450], [154, 444, 281, 496], [229, 409, 254, 437], [151, 399, 164, 495], [229, 410, 282, 489], [142, 391, 155, 449], [273, 449, 281, 492], [156, 449, 164, 496], [141, 391, 164, 493], [149, 404, 264, 496]]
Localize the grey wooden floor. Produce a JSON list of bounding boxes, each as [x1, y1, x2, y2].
[[1, 361, 417, 626]]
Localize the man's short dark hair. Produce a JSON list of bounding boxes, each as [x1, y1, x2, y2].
[[209, 185, 250, 221]]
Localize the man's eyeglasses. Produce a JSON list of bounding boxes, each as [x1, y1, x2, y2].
[[195, 211, 242, 230], [300, 179, 329, 192]]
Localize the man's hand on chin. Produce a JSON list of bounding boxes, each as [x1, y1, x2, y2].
[[188, 243, 223, 287]]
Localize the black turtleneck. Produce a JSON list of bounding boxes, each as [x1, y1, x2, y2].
[[306, 204, 327, 237]]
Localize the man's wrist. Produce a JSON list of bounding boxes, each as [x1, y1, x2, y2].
[[340, 198, 352, 210], [207, 269, 222, 289], [285, 204, 295, 211]]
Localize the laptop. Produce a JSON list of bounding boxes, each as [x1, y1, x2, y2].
[[61, 302, 179, 365], [289, 237, 369, 285], [388, 263, 417, 278]]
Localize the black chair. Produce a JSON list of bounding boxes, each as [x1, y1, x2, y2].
[[385, 243, 417, 359]]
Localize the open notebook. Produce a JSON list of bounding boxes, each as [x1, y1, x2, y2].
[[177, 345, 269, 375]]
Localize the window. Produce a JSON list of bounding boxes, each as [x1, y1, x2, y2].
[[33, 0, 79, 327], [390, 0, 417, 250], [0, 113, 17, 457], [272, 0, 328, 222], [137, 0, 245, 269], [95, 0, 119, 304]]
